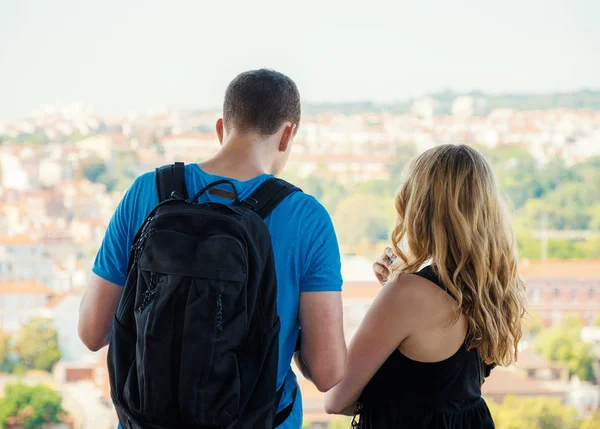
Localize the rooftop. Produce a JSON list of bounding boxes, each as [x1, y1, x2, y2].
[[520, 260, 600, 278], [0, 234, 39, 246], [515, 348, 568, 371], [482, 367, 565, 397], [0, 280, 53, 296]]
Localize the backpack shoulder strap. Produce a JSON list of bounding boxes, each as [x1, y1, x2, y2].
[[242, 178, 301, 219], [155, 162, 189, 202]]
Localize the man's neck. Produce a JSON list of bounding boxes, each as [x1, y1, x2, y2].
[[199, 136, 273, 181]]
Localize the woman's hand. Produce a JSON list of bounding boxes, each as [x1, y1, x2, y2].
[[373, 247, 396, 285]]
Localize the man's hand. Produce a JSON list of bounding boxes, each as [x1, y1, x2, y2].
[[373, 247, 396, 285], [78, 274, 122, 352]]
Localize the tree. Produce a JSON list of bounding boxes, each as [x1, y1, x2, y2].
[[0, 329, 10, 371], [577, 238, 600, 258], [480, 144, 542, 209], [0, 383, 64, 429], [523, 311, 543, 336], [534, 315, 596, 382], [594, 313, 600, 328], [487, 395, 581, 429], [82, 160, 108, 183], [587, 204, 600, 231], [12, 318, 61, 372], [332, 193, 395, 253], [387, 142, 417, 180], [581, 409, 600, 429], [537, 158, 574, 193], [328, 417, 353, 429]]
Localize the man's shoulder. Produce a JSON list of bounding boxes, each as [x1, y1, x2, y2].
[[133, 170, 158, 190], [118, 171, 158, 216], [275, 190, 331, 220], [126, 170, 159, 198]]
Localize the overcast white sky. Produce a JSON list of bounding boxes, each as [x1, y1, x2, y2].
[[1, 0, 599, 119]]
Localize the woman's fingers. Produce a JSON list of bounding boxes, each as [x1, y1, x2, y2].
[[373, 260, 390, 284], [373, 247, 398, 284], [377, 253, 392, 269], [384, 247, 395, 260]]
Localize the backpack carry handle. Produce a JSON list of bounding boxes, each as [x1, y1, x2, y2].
[[190, 179, 240, 204]]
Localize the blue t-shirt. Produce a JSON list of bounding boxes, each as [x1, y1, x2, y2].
[[93, 164, 342, 429]]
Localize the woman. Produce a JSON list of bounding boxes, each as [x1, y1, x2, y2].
[[325, 144, 526, 428]]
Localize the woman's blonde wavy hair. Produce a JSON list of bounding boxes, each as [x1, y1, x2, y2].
[[391, 144, 526, 366]]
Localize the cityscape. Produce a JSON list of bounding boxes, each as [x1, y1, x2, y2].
[[1, 90, 600, 428]]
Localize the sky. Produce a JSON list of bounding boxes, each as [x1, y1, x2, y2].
[[1, 0, 599, 120]]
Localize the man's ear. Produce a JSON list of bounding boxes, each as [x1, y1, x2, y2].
[[216, 118, 224, 144], [279, 123, 296, 152]]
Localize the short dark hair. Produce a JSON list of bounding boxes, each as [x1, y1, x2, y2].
[[223, 69, 301, 136]]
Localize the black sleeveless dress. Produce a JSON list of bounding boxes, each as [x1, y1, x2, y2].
[[355, 266, 495, 429]]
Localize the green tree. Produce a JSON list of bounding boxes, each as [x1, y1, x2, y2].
[[487, 395, 581, 429], [587, 203, 600, 231], [537, 158, 574, 193], [387, 142, 417, 180], [82, 161, 108, 183], [12, 318, 61, 372], [480, 144, 542, 209], [0, 383, 64, 429], [10, 133, 50, 145], [66, 131, 89, 143], [523, 311, 543, 336], [594, 313, 600, 328], [534, 315, 596, 382], [328, 417, 353, 429], [0, 330, 10, 371], [332, 193, 395, 253], [581, 409, 600, 429]]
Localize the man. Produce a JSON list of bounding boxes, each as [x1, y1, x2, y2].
[[78, 69, 347, 428]]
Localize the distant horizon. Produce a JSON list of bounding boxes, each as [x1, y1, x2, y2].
[[2, 0, 599, 120], [0, 87, 600, 123], [4, 87, 600, 121]]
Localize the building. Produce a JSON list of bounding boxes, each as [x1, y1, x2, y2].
[[0, 153, 29, 191], [411, 97, 440, 121], [582, 326, 600, 357], [482, 367, 566, 402], [48, 293, 92, 361], [160, 133, 219, 163], [522, 260, 600, 326], [0, 280, 53, 332], [75, 135, 115, 161], [515, 348, 570, 382], [451, 96, 490, 119], [288, 153, 394, 183], [0, 234, 56, 289]]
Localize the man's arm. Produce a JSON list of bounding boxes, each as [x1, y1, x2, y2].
[[78, 274, 122, 351], [78, 174, 150, 352], [294, 196, 347, 392], [296, 291, 346, 392]]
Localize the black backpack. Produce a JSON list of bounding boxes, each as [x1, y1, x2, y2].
[[108, 162, 300, 429]]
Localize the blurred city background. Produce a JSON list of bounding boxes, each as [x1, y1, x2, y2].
[[1, 1, 599, 428]]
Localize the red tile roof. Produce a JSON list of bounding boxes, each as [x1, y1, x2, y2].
[[0, 280, 53, 295], [520, 260, 600, 278], [482, 368, 564, 396], [515, 348, 568, 370], [0, 234, 38, 246]]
